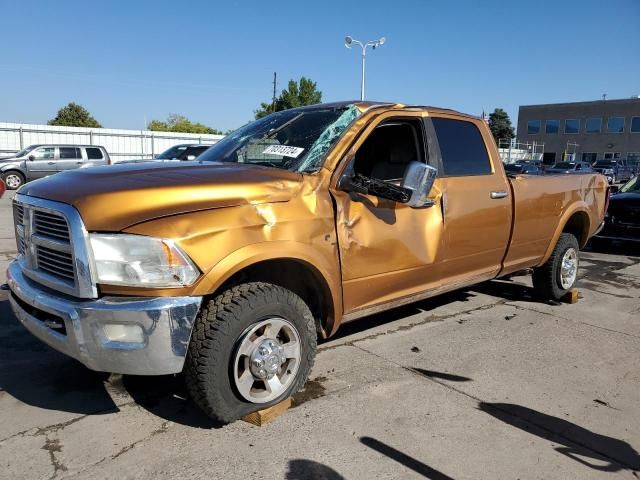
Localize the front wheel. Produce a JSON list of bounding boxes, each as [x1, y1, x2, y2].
[[184, 282, 317, 423], [1, 171, 25, 190], [532, 233, 580, 300]]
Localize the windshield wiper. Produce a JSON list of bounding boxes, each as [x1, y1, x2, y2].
[[263, 113, 304, 139]]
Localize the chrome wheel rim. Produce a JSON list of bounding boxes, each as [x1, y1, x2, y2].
[[5, 174, 22, 189], [232, 317, 301, 404], [560, 248, 578, 289]]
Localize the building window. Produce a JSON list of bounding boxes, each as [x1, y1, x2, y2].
[[585, 117, 602, 134], [631, 117, 640, 133], [607, 117, 625, 133], [527, 120, 541, 134], [603, 152, 621, 160], [545, 120, 559, 134], [627, 152, 640, 166], [564, 119, 580, 134], [581, 152, 597, 163]]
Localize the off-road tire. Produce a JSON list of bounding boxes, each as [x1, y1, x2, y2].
[[184, 282, 317, 423], [532, 233, 580, 300], [1, 170, 25, 190]]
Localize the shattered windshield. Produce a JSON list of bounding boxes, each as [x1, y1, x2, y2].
[[197, 105, 360, 172]]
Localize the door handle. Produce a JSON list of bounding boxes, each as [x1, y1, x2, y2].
[[48, 162, 55, 165], [490, 191, 508, 199]]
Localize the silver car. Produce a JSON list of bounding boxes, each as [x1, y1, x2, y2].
[[0, 144, 111, 190]]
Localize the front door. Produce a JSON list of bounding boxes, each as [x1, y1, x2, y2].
[[25, 146, 57, 179], [428, 114, 512, 285], [331, 112, 445, 314]]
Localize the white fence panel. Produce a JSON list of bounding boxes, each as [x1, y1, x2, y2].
[[0, 122, 224, 162]]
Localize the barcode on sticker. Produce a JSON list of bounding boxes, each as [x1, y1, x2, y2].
[[262, 145, 305, 158]]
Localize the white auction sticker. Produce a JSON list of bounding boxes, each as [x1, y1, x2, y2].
[[262, 145, 305, 158]]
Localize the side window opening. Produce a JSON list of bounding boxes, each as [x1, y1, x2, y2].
[[432, 117, 491, 176], [352, 119, 426, 183], [86, 147, 103, 160]]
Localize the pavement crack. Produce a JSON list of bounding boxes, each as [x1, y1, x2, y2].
[[320, 300, 506, 351], [42, 437, 67, 479], [505, 302, 640, 340]]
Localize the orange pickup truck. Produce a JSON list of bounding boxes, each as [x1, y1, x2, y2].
[[6, 101, 608, 422]]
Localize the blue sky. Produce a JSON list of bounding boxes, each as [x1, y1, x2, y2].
[[1, 0, 639, 131]]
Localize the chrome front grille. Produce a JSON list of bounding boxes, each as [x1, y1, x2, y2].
[[36, 245, 75, 283], [12, 195, 97, 299], [33, 211, 71, 242]]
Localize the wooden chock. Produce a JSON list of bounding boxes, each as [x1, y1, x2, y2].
[[242, 398, 292, 426], [561, 288, 579, 304]]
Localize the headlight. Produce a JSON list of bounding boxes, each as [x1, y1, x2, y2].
[[89, 234, 200, 287]]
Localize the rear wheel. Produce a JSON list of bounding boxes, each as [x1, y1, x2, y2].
[[532, 233, 580, 300], [184, 282, 317, 423], [1, 171, 25, 190]]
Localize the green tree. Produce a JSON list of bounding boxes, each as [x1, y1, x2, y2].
[[488, 108, 515, 146], [48, 102, 102, 128], [255, 77, 322, 119], [147, 114, 222, 134]]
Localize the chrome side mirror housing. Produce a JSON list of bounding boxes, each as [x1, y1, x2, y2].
[[401, 162, 438, 208]]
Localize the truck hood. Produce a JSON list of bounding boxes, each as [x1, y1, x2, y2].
[[19, 161, 303, 231]]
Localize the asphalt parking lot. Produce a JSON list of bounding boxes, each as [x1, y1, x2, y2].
[[0, 189, 639, 480]]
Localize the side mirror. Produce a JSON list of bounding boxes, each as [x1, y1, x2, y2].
[[28, 155, 35, 161], [401, 162, 438, 208], [186, 155, 196, 161], [609, 185, 620, 194]]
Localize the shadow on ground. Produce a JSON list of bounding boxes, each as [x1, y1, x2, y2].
[[0, 293, 221, 428], [286, 459, 345, 480], [478, 402, 640, 472], [360, 436, 454, 479]]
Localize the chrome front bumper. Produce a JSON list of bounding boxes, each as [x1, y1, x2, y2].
[[6, 260, 202, 375]]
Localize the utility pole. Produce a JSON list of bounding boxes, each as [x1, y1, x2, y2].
[[272, 72, 277, 114]]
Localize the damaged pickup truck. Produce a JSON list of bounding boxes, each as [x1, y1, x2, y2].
[[6, 101, 608, 422]]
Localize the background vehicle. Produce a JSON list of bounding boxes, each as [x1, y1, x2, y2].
[[592, 159, 634, 184], [504, 162, 543, 175], [0, 145, 110, 189], [546, 161, 593, 174], [0, 177, 5, 198], [118, 144, 212, 164], [6, 101, 608, 423], [595, 175, 640, 245]]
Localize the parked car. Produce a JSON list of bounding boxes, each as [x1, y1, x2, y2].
[[6, 101, 608, 423], [503, 162, 543, 175], [592, 159, 634, 184], [595, 175, 640, 245], [0, 145, 110, 190], [118, 144, 212, 164], [546, 161, 593, 174]]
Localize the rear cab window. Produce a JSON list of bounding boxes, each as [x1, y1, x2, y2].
[[430, 117, 491, 176]]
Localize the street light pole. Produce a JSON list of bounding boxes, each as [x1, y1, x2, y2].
[[345, 36, 386, 101]]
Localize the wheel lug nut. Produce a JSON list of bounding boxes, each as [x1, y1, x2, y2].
[[258, 368, 266, 377], [253, 359, 263, 368]]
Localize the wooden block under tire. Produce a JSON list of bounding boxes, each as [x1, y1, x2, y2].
[[561, 288, 579, 304], [242, 398, 292, 426]]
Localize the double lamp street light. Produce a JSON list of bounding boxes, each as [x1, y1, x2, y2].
[[344, 35, 386, 101]]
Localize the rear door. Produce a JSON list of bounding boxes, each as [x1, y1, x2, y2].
[[25, 146, 57, 179], [428, 114, 512, 285], [56, 147, 83, 171]]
